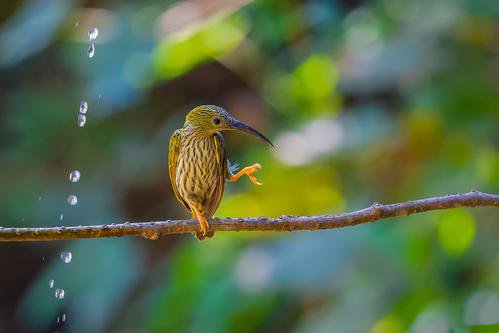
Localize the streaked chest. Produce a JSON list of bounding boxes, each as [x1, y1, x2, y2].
[[176, 133, 220, 200]]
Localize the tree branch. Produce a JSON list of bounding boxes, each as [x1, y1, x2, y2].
[[1, 191, 498, 242]]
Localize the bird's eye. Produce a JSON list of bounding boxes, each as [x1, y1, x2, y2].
[[213, 118, 221, 125]]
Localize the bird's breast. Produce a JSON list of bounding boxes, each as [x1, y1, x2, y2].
[[176, 135, 221, 207]]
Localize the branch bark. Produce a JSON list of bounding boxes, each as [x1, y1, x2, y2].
[[1, 191, 497, 242]]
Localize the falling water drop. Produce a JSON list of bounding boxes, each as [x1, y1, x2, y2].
[[60, 213, 64, 221], [57, 316, 60, 324], [75, 21, 79, 27], [79, 101, 88, 114], [60, 251, 72, 264], [49, 279, 55, 288], [87, 43, 95, 58], [67, 195, 78, 206], [55, 289, 65, 299], [69, 170, 80, 183], [88, 27, 99, 41], [78, 114, 86, 127], [62, 313, 66, 322]]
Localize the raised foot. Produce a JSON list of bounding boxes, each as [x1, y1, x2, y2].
[[229, 163, 263, 185]]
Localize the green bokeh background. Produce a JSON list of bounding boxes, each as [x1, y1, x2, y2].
[[0, 0, 498, 332]]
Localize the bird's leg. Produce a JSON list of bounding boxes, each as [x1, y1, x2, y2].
[[191, 207, 214, 240], [228, 163, 263, 185]]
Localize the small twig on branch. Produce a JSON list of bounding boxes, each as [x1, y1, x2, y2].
[[0, 191, 497, 242]]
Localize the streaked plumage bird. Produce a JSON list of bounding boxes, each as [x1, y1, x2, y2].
[[168, 105, 273, 239]]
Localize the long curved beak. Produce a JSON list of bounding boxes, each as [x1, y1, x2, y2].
[[229, 118, 274, 149]]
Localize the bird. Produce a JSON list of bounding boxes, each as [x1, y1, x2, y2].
[[168, 105, 273, 240]]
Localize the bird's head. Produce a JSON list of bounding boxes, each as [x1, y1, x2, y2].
[[184, 105, 274, 148]]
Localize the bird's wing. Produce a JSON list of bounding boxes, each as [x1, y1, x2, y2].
[[168, 129, 190, 212], [204, 132, 228, 217]]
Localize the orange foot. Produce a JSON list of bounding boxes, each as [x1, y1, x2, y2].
[[191, 207, 214, 240], [229, 163, 263, 185]]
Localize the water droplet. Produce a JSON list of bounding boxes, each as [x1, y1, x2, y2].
[[69, 170, 80, 183], [38, 196, 42, 201], [75, 21, 79, 27], [98, 93, 102, 99], [60, 251, 72, 264], [79, 101, 88, 114], [57, 316, 60, 324], [67, 195, 78, 206], [55, 288, 65, 299], [88, 27, 99, 41], [87, 43, 95, 58], [78, 114, 86, 127], [49, 279, 54, 288], [62, 313, 66, 322], [60, 213, 64, 221]]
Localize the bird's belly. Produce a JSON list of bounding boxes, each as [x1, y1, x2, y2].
[[176, 140, 220, 208]]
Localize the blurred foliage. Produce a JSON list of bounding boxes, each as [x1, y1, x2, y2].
[[154, 13, 249, 79], [0, 0, 498, 332]]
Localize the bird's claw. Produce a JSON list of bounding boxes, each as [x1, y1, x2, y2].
[[196, 225, 207, 240], [246, 163, 262, 185], [196, 229, 214, 240], [192, 207, 214, 241]]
